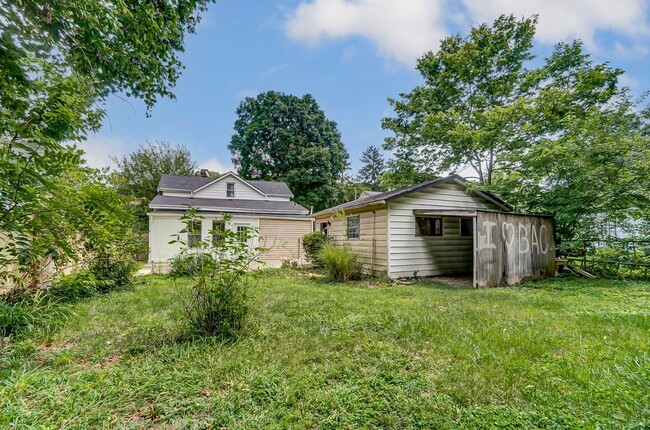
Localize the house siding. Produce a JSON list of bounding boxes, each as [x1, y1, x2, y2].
[[259, 218, 313, 262], [193, 176, 268, 200], [388, 183, 500, 278], [315, 207, 388, 276]]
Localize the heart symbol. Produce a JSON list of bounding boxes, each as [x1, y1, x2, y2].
[[502, 222, 515, 249]]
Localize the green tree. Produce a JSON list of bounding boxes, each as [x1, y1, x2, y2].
[[382, 14, 650, 242], [229, 91, 349, 211], [358, 145, 385, 191], [112, 141, 198, 231], [0, 0, 212, 287]]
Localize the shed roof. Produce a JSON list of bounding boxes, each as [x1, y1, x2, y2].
[[311, 174, 511, 216]]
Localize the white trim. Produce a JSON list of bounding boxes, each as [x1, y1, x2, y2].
[[149, 204, 308, 215], [191, 171, 266, 197]]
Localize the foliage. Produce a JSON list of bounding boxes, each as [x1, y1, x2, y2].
[[358, 145, 386, 191], [170, 208, 265, 338], [301, 231, 330, 264], [49, 271, 100, 302], [318, 243, 362, 282], [169, 253, 214, 278], [382, 14, 650, 242], [111, 141, 198, 232], [87, 252, 138, 293], [2, 274, 649, 427], [0, 291, 64, 338], [229, 91, 349, 211], [0, 166, 140, 290], [0, 1, 211, 289]]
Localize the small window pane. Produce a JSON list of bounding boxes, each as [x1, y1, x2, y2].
[[461, 218, 473, 237], [236, 225, 249, 242], [188, 221, 202, 246], [346, 215, 360, 240], [415, 217, 443, 237], [226, 183, 235, 198]]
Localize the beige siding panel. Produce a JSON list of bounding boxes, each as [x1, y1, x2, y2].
[[388, 184, 499, 278], [314, 208, 388, 275], [259, 218, 313, 262]]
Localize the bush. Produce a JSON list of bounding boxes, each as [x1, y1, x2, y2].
[[171, 209, 264, 339], [169, 253, 214, 278], [318, 243, 362, 282], [0, 291, 64, 337], [49, 270, 105, 302], [302, 231, 329, 264], [88, 252, 138, 293]]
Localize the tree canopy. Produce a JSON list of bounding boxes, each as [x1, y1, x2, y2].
[[229, 91, 349, 211], [358, 146, 386, 191], [112, 141, 198, 232], [382, 15, 650, 243], [0, 1, 212, 286]]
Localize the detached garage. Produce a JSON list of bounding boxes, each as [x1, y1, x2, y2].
[[311, 175, 555, 287]]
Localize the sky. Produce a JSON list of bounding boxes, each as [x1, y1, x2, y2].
[[81, 0, 650, 174]]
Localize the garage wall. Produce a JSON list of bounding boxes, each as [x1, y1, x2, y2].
[[259, 218, 313, 263]]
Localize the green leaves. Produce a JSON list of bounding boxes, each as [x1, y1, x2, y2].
[[229, 91, 349, 211]]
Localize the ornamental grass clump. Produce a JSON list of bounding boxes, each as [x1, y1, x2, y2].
[[318, 243, 362, 282]]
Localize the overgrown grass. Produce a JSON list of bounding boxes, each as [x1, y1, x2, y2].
[[1, 270, 649, 428]]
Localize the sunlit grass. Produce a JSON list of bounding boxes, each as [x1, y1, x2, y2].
[[1, 270, 649, 428]]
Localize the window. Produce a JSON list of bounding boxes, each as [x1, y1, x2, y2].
[[236, 225, 249, 242], [212, 220, 226, 243], [346, 215, 360, 240], [188, 220, 202, 246], [320, 221, 331, 235], [226, 182, 235, 198], [461, 218, 473, 237], [415, 217, 443, 237]]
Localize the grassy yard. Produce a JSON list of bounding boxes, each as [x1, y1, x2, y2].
[[1, 270, 649, 429]]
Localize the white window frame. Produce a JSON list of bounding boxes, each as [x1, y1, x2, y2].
[[226, 182, 235, 198], [346, 215, 360, 240]]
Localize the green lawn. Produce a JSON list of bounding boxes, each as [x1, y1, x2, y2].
[[1, 270, 649, 429]]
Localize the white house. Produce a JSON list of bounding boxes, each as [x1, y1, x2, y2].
[[148, 171, 313, 266], [312, 175, 556, 287]]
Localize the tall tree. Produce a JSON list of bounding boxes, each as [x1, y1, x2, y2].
[[358, 145, 385, 191], [0, 1, 211, 286], [229, 91, 349, 211], [382, 15, 650, 242], [112, 141, 198, 231], [383, 15, 536, 186]]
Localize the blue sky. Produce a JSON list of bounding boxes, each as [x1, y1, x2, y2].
[[82, 0, 650, 174]]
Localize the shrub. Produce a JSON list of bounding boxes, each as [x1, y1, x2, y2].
[[169, 253, 214, 278], [88, 252, 138, 293], [0, 291, 64, 337], [49, 270, 101, 302], [318, 243, 362, 282], [302, 231, 329, 264], [171, 208, 265, 338]]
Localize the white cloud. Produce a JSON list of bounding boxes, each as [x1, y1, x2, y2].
[[461, 0, 649, 49], [76, 135, 135, 170], [285, 0, 448, 66], [201, 157, 233, 175], [285, 0, 650, 66]]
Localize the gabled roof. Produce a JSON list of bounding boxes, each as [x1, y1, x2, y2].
[[311, 174, 511, 216], [157, 172, 294, 198], [149, 195, 309, 215]]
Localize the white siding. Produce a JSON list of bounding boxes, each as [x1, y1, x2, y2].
[[150, 213, 308, 264], [193, 175, 267, 200], [388, 183, 500, 278]]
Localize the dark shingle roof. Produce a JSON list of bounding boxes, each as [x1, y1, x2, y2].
[[149, 195, 309, 215], [158, 174, 213, 191], [312, 175, 511, 216], [157, 174, 293, 197]]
